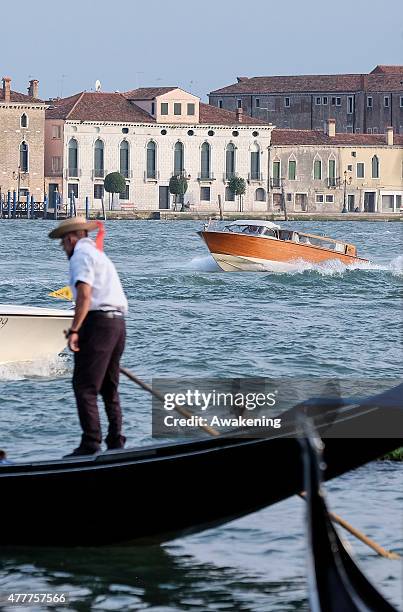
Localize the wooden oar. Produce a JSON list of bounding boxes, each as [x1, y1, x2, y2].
[[121, 366, 399, 559], [119, 366, 220, 437], [299, 492, 399, 560]]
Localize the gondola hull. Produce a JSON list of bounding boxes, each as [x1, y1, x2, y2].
[[0, 407, 401, 547]]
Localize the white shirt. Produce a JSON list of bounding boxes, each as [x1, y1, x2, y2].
[[69, 238, 128, 314]]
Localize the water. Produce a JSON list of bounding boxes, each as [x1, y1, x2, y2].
[[0, 220, 402, 610]]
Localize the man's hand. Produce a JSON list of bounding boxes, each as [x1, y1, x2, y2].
[[68, 331, 80, 352]]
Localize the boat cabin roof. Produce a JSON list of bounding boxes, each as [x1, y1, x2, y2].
[[228, 220, 280, 230]]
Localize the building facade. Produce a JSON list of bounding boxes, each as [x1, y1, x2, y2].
[[209, 66, 403, 135], [269, 120, 403, 213], [45, 88, 274, 212], [0, 77, 45, 202]]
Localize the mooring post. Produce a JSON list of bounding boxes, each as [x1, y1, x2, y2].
[[54, 191, 58, 221], [73, 194, 77, 216], [85, 196, 89, 219], [43, 194, 48, 219], [7, 191, 11, 219], [12, 190, 17, 219], [30, 195, 35, 220], [26, 191, 30, 219], [69, 193, 73, 218], [101, 196, 106, 220]]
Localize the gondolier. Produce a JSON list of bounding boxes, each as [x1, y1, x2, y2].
[[49, 217, 128, 457]]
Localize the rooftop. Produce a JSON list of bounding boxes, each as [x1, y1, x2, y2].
[[271, 128, 403, 146], [46, 91, 267, 126], [210, 66, 403, 95]]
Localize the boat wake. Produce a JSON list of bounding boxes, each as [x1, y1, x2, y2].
[[185, 255, 221, 272], [0, 353, 71, 381], [262, 255, 403, 277]]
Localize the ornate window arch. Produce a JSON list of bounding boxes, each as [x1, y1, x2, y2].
[[225, 142, 236, 179], [200, 141, 211, 179], [313, 155, 322, 180], [288, 154, 297, 180], [94, 138, 104, 177], [371, 155, 379, 178], [120, 140, 130, 178], [250, 142, 260, 179], [68, 138, 78, 177], [174, 141, 184, 174], [146, 140, 157, 179]]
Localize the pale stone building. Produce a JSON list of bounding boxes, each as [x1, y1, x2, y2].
[[45, 87, 273, 212], [269, 120, 403, 213], [0, 77, 46, 202]]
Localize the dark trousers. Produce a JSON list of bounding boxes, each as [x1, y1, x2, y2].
[[73, 313, 126, 451]]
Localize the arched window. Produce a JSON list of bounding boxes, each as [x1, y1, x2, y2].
[[313, 159, 322, 180], [19, 141, 28, 172], [94, 139, 104, 177], [120, 140, 129, 178], [272, 159, 281, 188], [174, 141, 184, 175], [288, 158, 296, 180], [250, 143, 260, 180], [200, 142, 211, 179], [20, 113, 28, 128], [68, 138, 78, 177], [328, 158, 336, 187], [255, 188, 266, 201], [225, 143, 236, 179], [371, 155, 379, 178], [147, 141, 156, 179]]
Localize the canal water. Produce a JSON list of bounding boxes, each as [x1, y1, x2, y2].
[[0, 220, 402, 610]]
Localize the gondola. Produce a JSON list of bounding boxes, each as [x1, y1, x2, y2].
[[302, 424, 398, 611], [0, 383, 402, 547]]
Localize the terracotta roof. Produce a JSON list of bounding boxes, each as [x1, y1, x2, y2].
[[124, 87, 178, 100], [46, 92, 154, 123], [370, 65, 403, 74], [0, 89, 44, 103], [210, 70, 403, 95], [199, 102, 267, 125], [271, 128, 403, 146]]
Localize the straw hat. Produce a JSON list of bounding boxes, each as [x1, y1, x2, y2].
[[48, 216, 99, 239]]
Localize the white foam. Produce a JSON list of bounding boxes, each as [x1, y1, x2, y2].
[[389, 255, 403, 277], [0, 354, 71, 381], [185, 255, 221, 272]]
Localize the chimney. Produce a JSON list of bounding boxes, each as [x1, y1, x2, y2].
[[324, 118, 336, 137], [2, 76, 11, 102], [28, 79, 39, 98], [386, 126, 394, 146], [236, 107, 243, 123]]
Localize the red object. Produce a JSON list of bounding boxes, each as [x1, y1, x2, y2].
[[95, 221, 105, 251]]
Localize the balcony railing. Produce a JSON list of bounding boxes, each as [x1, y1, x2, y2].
[[327, 177, 339, 188], [198, 172, 215, 181], [144, 170, 159, 181], [270, 177, 281, 189], [248, 172, 264, 182], [223, 171, 237, 181], [67, 167, 78, 178], [93, 168, 105, 179]]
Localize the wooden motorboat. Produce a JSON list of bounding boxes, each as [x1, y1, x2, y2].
[[0, 383, 401, 546], [302, 425, 397, 611], [198, 220, 368, 272], [0, 305, 73, 363]]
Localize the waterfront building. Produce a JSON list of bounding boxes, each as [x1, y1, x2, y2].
[[0, 77, 45, 202], [209, 66, 403, 135], [44, 87, 273, 212], [270, 120, 403, 213]]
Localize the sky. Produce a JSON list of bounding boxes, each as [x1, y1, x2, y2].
[[2, 0, 403, 101]]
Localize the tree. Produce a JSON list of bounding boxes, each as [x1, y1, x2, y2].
[[228, 176, 246, 212], [169, 175, 188, 210], [104, 172, 126, 210]]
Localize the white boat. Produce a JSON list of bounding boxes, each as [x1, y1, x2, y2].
[[0, 305, 74, 363]]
